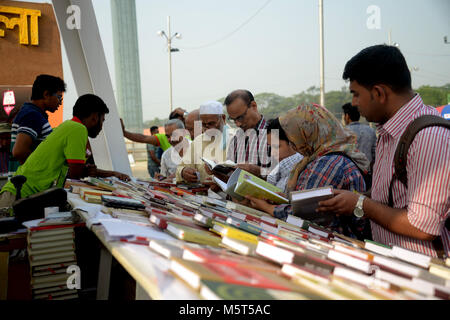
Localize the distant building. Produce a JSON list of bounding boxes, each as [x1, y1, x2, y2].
[[111, 0, 143, 132]]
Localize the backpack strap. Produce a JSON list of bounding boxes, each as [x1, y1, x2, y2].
[[389, 115, 450, 259], [393, 115, 450, 187]]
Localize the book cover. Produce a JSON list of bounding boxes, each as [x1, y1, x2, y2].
[[327, 249, 371, 274], [29, 239, 75, 250], [182, 246, 279, 273], [28, 233, 75, 244], [225, 216, 262, 236], [170, 258, 311, 292], [212, 222, 259, 244], [30, 250, 76, 262], [200, 279, 323, 300], [148, 239, 201, 259], [80, 187, 113, 199], [149, 212, 202, 231], [234, 170, 289, 204], [166, 222, 222, 247], [28, 244, 75, 257], [220, 236, 258, 256], [29, 227, 75, 239], [290, 186, 334, 220], [30, 255, 77, 267]]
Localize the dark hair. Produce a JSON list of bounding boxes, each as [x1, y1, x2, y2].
[[31, 74, 67, 100], [224, 90, 255, 107], [343, 45, 412, 93], [267, 118, 289, 142], [73, 94, 109, 120], [342, 103, 360, 122], [150, 126, 159, 132], [169, 111, 183, 121]]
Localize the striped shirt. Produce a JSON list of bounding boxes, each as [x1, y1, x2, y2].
[[267, 152, 303, 193], [226, 116, 271, 175], [9, 103, 52, 173], [371, 94, 450, 258]]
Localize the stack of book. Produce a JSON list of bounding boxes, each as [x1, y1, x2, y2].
[[72, 177, 450, 300], [27, 223, 83, 300]]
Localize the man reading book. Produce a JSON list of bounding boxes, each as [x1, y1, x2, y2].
[[176, 101, 230, 184], [317, 45, 450, 258], [225, 90, 271, 178], [0, 94, 129, 208]]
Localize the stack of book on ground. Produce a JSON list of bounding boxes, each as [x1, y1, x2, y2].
[[26, 216, 85, 300], [71, 177, 450, 300]]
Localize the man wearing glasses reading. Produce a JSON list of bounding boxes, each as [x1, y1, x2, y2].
[[9, 74, 66, 173], [225, 90, 271, 178]]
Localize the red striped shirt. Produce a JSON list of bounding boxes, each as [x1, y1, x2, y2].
[[371, 94, 450, 257]]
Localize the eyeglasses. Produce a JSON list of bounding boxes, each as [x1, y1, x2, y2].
[[53, 93, 63, 104], [228, 106, 250, 124]]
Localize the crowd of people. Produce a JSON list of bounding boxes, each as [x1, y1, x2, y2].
[[0, 44, 448, 258]]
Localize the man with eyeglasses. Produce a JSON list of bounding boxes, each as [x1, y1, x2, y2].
[[225, 90, 271, 178], [176, 101, 230, 184], [9, 74, 66, 174]]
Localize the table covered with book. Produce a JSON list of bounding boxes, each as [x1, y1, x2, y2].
[[61, 176, 450, 300]]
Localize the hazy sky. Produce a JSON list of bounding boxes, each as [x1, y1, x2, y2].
[[15, 0, 450, 121]]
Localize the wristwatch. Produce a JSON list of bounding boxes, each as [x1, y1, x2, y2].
[[353, 194, 366, 218]]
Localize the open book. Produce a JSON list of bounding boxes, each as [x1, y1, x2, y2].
[[201, 158, 236, 176], [289, 186, 334, 220], [214, 169, 289, 204]]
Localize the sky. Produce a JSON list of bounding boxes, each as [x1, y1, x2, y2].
[[15, 0, 450, 122]]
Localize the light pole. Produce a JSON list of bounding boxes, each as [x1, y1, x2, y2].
[[319, 0, 325, 108], [158, 16, 181, 113]]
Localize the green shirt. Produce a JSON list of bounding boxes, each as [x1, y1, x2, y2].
[[155, 133, 171, 151], [2, 119, 88, 198]]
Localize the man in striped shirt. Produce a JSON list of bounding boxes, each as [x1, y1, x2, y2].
[[225, 90, 271, 177], [317, 45, 449, 258], [9, 75, 66, 173]]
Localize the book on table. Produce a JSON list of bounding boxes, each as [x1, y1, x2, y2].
[[201, 157, 236, 176], [181, 245, 279, 273], [199, 279, 324, 300], [166, 222, 222, 247], [289, 186, 334, 220], [169, 258, 313, 293], [214, 169, 289, 204]]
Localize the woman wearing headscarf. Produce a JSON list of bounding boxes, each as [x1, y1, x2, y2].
[[247, 103, 372, 240]]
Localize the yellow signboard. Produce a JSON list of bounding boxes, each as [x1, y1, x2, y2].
[[0, 5, 41, 45]]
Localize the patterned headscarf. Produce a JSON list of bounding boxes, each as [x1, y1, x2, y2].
[[279, 103, 370, 192]]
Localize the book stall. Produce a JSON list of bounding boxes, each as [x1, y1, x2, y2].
[[52, 176, 450, 301]]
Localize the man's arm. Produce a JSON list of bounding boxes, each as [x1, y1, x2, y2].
[[317, 190, 437, 241], [12, 133, 34, 164], [91, 168, 131, 182], [67, 163, 86, 180], [120, 118, 159, 145]]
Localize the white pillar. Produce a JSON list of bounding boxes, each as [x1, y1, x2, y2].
[[52, 0, 132, 176]]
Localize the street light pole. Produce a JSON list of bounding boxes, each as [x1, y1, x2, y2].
[[167, 16, 174, 113], [319, 0, 325, 108], [158, 16, 181, 113]]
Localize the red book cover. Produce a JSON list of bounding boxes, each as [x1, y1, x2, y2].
[[149, 213, 203, 231], [29, 223, 86, 232], [182, 247, 278, 272]]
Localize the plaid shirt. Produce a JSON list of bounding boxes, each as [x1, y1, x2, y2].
[[267, 153, 304, 193], [226, 116, 271, 174], [273, 154, 370, 240]]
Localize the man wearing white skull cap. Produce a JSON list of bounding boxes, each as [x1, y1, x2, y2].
[[176, 101, 232, 184]]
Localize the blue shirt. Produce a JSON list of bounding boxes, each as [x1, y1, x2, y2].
[[9, 103, 52, 173], [346, 122, 377, 164]]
